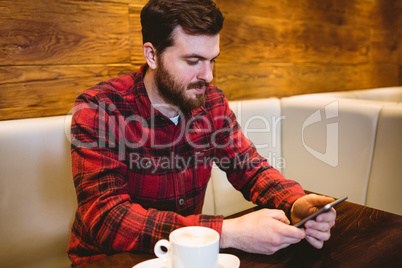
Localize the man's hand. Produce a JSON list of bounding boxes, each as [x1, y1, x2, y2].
[[290, 194, 337, 249], [221, 209, 305, 255]]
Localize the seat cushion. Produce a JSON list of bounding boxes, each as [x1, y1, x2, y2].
[[0, 116, 76, 268], [352, 87, 402, 102], [281, 97, 390, 205], [209, 98, 282, 216], [366, 104, 402, 215]]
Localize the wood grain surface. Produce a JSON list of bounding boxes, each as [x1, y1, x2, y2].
[[0, 0, 401, 120], [77, 200, 402, 268]]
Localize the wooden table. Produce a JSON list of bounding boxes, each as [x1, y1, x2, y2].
[[79, 201, 402, 268]]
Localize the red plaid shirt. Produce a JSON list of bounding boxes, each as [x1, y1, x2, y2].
[[67, 64, 305, 266]]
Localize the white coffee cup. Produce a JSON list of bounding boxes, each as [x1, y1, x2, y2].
[[154, 226, 220, 268]]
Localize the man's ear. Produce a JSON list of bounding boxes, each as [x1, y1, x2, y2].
[[143, 42, 158, 69]]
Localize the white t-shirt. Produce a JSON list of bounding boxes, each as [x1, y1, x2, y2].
[[169, 114, 180, 125]]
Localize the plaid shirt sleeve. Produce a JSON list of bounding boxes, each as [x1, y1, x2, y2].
[[212, 95, 305, 215], [67, 89, 224, 266]]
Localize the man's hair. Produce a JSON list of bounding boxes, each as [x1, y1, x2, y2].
[[141, 0, 224, 56]]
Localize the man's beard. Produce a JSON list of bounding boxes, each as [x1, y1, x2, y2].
[[155, 58, 208, 114]]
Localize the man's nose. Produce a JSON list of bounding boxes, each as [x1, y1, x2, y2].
[[197, 62, 214, 83]]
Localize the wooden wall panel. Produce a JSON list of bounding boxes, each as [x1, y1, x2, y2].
[[0, 0, 131, 65], [399, 1, 402, 85], [0, 64, 140, 120], [371, 30, 400, 64], [0, 0, 144, 120], [215, 0, 402, 99], [216, 0, 375, 28], [217, 62, 399, 100], [0, 0, 401, 121], [219, 15, 370, 65], [129, 4, 146, 65]]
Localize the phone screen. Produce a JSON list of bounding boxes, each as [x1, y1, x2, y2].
[[293, 196, 348, 228]]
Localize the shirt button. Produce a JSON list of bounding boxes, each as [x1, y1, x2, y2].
[[178, 198, 185, 206]]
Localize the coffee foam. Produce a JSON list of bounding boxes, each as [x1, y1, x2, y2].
[[173, 231, 217, 246]]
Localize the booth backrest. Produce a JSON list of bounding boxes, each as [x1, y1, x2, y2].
[[0, 116, 75, 268], [280, 97, 393, 205], [279, 87, 402, 214], [300, 87, 402, 102], [366, 103, 402, 213], [353, 87, 402, 102], [203, 98, 282, 216]]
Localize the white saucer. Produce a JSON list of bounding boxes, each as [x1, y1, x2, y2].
[[132, 253, 240, 268]]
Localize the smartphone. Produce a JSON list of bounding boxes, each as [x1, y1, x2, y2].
[[293, 196, 348, 228]]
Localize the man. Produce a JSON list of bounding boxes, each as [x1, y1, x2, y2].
[[68, 0, 336, 266]]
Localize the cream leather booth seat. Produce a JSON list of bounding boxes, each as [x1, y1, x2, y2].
[[203, 98, 282, 216], [297, 87, 402, 102], [281, 97, 394, 205], [280, 87, 402, 214], [0, 116, 75, 268], [353, 87, 402, 102], [206, 86, 402, 216], [366, 103, 402, 214]]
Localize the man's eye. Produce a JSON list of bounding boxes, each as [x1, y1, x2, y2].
[[187, 60, 199, 65]]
